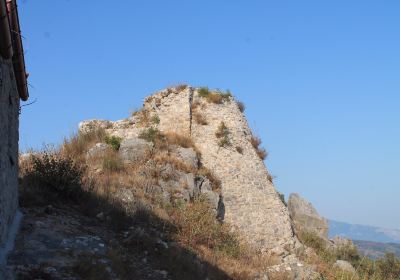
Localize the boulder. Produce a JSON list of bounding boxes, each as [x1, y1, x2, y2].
[[114, 188, 135, 205], [87, 143, 110, 158], [288, 193, 329, 241], [333, 260, 356, 274], [119, 138, 153, 164], [195, 176, 221, 215], [114, 188, 137, 214], [172, 147, 198, 169]]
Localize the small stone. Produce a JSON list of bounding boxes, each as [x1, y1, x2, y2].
[[87, 143, 110, 158], [96, 212, 105, 220], [334, 260, 356, 274]]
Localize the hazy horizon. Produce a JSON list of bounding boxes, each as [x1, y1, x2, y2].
[[18, 1, 400, 229]]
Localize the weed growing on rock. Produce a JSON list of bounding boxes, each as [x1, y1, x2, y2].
[[175, 84, 189, 91], [171, 196, 239, 254], [161, 132, 197, 150], [215, 122, 231, 147], [198, 87, 232, 104], [105, 135, 122, 151], [151, 114, 160, 125], [133, 108, 155, 127], [61, 128, 106, 163], [198, 87, 210, 97], [250, 136, 268, 160], [193, 112, 208, 125], [236, 146, 243, 154], [139, 127, 160, 143]]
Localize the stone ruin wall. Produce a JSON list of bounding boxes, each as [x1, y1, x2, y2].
[[0, 57, 20, 247], [143, 87, 296, 253]]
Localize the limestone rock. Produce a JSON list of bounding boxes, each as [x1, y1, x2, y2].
[[333, 260, 356, 274], [119, 138, 153, 164], [195, 176, 220, 213], [87, 143, 110, 158], [79, 119, 112, 134], [172, 147, 198, 169], [78, 87, 298, 254], [288, 193, 329, 241], [114, 188, 135, 205]]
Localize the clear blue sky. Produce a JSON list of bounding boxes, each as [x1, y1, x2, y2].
[[19, 1, 400, 229]]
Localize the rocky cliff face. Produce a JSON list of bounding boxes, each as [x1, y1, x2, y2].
[[81, 86, 296, 255], [288, 193, 329, 242]]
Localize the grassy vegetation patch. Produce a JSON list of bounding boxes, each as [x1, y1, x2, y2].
[[198, 87, 232, 104], [250, 136, 268, 160], [105, 135, 122, 151], [215, 122, 231, 147]]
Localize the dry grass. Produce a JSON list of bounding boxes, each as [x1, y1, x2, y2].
[[297, 230, 400, 280], [175, 84, 189, 91], [61, 128, 106, 164], [193, 112, 208, 125], [20, 126, 400, 280], [102, 150, 124, 173], [250, 136, 268, 160], [215, 122, 231, 147], [198, 87, 232, 104], [196, 167, 222, 192], [237, 101, 245, 113], [168, 197, 273, 279], [236, 146, 243, 154]]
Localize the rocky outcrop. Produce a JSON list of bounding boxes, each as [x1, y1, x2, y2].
[[288, 193, 329, 242], [333, 260, 356, 274], [119, 138, 153, 164], [81, 86, 297, 255]]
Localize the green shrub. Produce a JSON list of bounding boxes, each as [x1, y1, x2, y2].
[[215, 122, 231, 147], [218, 137, 230, 148], [151, 115, 160, 125], [334, 241, 360, 264], [27, 150, 84, 199], [198, 87, 232, 104], [376, 253, 400, 279], [105, 135, 122, 151], [298, 230, 327, 256], [198, 87, 210, 97], [139, 127, 160, 143]]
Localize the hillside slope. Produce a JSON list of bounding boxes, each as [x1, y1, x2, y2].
[[329, 220, 400, 244]]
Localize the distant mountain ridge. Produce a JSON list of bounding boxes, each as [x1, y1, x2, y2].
[[328, 220, 400, 244], [353, 240, 400, 259]]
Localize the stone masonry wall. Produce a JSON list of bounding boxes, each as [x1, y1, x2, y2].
[[143, 87, 296, 253], [0, 57, 20, 247], [144, 88, 192, 136]]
